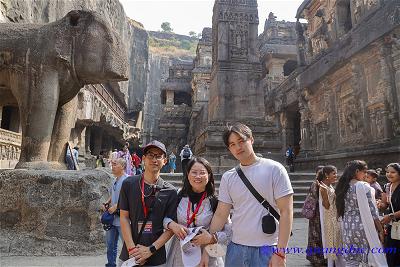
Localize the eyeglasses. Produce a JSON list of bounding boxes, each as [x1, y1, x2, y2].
[[145, 152, 164, 160], [189, 171, 208, 177]]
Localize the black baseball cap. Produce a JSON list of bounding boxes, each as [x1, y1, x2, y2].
[[143, 140, 167, 156]]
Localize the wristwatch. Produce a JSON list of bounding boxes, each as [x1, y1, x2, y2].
[[149, 244, 157, 254], [389, 213, 396, 221]]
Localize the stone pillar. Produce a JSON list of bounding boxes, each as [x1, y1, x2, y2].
[[85, 127, 92, 156], [92, 128, 104, 156], [166, 90, 174, 106], [300, 109, 312, 151], [382, 109, 393, 140], [369, 110, 377, 141], [0, 106, 3, 127], [280, 112, 288, 151], [102, 133, 112, 156], [321, 121, 328, 151], [77, 126, 87, 157]]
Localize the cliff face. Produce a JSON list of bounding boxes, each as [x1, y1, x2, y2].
[[142, 53, 170, 144], [127, 19, 148, 122], [0, 0, 148, 116]]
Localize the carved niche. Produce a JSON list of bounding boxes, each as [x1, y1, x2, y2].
[[218, 9, 258, 61], [339, 96, 362, 143], [230, 22, 248, 59]]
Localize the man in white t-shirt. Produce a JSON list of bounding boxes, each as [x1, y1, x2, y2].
[[207, 123, 293, 267]]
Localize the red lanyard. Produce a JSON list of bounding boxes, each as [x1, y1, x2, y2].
[[186, 192, 207, 227], [141, 175, 149, 218]]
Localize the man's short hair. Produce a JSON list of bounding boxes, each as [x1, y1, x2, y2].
[[114, 158, 127, 169], [222, 122, 253, 147]]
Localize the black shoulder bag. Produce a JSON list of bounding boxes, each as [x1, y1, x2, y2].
[[235, 166, 292, 235]]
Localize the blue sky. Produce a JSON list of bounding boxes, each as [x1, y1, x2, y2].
[[120, 0, 304, 36]]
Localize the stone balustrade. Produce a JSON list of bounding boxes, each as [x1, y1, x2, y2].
[[0, 128, 21, 168]]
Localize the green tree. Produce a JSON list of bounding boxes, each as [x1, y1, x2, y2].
[[161, 22, 173, 33], [180, 40, 192, 50], [189, 31, 197, 38]]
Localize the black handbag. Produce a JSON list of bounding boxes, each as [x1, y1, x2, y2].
[[235, 166, 292, 235]]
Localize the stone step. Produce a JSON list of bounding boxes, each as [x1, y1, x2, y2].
[[293, 186, 311, 194], [293, 193, 308, 201], [294, 200, 306, 209], [290, 179, 315, 186]]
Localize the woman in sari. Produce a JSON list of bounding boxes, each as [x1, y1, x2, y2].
[[335, 160, 387, 267]]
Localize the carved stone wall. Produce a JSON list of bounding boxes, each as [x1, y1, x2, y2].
[[0, 128, 21, 168], [261, 0, 400, 169]]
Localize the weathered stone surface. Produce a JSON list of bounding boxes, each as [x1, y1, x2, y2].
[[0, 169, 113, 255], [188, 28, 212, 155], [142, 54, 170, 144], [127, 19, 149, 123]]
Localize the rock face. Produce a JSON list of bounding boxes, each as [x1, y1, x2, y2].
[[127, 19, 149, 122], [0, 169, 113, 255], [142, 54, 170, 144]]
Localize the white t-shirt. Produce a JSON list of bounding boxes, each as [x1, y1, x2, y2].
[[218, 158, 293, 246]]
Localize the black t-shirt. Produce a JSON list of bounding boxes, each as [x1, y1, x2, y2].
[[118, 175, 178, 265]]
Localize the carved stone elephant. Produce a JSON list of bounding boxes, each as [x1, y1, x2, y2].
[[0, 10, 129, 169]]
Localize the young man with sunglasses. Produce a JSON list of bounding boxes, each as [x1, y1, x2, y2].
[[118, 140, 178, 267], [208, 123, 293, 267]]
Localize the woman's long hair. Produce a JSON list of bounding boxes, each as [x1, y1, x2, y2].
[[335, 160, 367, 218]]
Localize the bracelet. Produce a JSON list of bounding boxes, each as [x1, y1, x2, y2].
[[274, 251, 286, 260], [128, 247, 136, 254]]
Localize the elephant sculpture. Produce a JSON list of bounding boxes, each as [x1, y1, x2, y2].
[[0, 10, 129, 169]]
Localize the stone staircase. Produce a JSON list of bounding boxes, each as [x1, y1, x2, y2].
[[160, 171, 315, 218]]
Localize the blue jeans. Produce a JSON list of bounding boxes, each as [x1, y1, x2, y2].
[[105, 225, 121, 267], [225, 242, 274, 267]]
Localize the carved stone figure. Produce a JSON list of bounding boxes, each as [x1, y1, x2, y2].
[[0, 10, 128, 169]]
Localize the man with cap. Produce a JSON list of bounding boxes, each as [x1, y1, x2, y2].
[[118, 140, 178, 267]]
